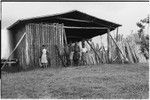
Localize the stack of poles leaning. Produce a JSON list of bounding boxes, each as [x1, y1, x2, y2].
[[25, 23, 65, 68], [82, 31, 148, 65]]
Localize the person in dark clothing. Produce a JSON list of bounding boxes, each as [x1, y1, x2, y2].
[[64, 44, 70, 66], [69, 43, 74, 66], [73, 42, 80, 66]]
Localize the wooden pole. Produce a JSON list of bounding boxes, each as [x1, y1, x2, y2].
[[116, 28, 119, 42], [63, 24, 67, 46], [57, 17, 91, 23], [1, 32, 27, 70], [148, 14, 149, 35], [100, 35, 103, 47], [107, 28, 110, 63], [108, 33, 128, 61], [63, 26, 108, 30], [55, 45, 66, 67], [86, 40, 103, 64]]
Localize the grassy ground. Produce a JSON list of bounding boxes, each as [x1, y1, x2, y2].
[[1, 63, 149, 99]]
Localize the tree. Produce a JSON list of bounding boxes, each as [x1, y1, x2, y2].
[[136, 15, 149, 60]]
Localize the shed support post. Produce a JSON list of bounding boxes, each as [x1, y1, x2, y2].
[[107, 28, 110, 63], [116, 27, 119, 42]]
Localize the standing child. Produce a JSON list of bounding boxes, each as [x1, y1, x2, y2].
[[39, 45, 49, 68]]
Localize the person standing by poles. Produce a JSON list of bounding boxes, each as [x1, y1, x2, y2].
[[69, 43, 74, 66], [64, 44, 70, 67], [73, 42, 80, 66], [81, 41, 87, 66], [39, 45, 49, 68]]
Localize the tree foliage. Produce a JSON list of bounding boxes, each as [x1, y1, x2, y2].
[[136, 15, 149, 60]]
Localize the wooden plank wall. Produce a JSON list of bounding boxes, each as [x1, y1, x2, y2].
[[25, 23, 65, 68]]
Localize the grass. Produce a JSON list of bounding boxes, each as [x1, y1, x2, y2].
[[1, 63, 149, 99]]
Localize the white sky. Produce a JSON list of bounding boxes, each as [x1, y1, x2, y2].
[[1, 2, 150, 58], [2, 2, 149, 31]]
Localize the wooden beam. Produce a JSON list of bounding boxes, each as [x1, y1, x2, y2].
[[57, 17, 91, 23], [62, 24, 67, 45], [107, 29, 110, 63], [57, 17, 117, 29], [1, 32, 27, 70], [116, 27, 119, 42], [63, 26, 108, 30], [1, 61, 16, 64], [86, 40, 103, 64], [67, 36, 82, 39], [55, 45, 66, 67], [108, 33, 128, 62]]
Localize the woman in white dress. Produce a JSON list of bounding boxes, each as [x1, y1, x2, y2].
[[39, 45, 48, 68]]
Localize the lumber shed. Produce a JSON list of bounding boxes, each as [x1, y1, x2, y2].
[[7, 10, 121, 70]]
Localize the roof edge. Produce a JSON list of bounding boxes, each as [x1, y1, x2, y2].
[[8, 10, 122, 30]]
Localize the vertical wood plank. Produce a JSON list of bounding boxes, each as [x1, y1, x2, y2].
[[107, 28, 110, 63]]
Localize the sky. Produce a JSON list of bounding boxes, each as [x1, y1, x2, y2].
[[1, 2, 150, 58]]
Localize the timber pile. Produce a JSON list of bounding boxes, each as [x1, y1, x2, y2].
[[125, 34, 147, 63], [84, 33, 147, 65], [85, 42, 108, 65], [109, 34, 147, 63], [24, 23, 66, 69]]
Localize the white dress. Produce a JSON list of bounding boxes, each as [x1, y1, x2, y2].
[[41, 49, 48, 63], [82, 47, 87, 53]]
